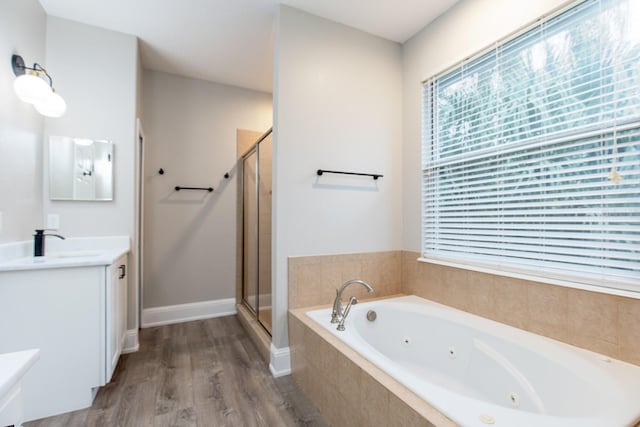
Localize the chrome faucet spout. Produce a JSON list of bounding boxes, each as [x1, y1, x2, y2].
[[330, 279, 373, 324]]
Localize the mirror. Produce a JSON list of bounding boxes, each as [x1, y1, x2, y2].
[[49, 136, 114, 201]]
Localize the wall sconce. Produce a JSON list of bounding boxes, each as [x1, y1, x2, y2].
[[11, 54, 66, 118]]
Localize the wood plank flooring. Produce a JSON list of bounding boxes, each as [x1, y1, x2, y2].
[[25, 315, 327, 427]]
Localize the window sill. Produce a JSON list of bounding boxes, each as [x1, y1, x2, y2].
[[417, 256, 640, 300]]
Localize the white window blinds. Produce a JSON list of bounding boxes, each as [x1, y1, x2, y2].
[[422, 0, 640, 291]]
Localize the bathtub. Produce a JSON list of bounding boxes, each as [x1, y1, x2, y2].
[[306, 295, 640, 427]]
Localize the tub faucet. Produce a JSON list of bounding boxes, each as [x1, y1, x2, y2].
[[34, 229, 65, 257], [337, 296, 358, 331], [331, 279, 373, 324]]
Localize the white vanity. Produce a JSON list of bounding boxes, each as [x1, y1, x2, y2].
[[0, 236, 130, 421]]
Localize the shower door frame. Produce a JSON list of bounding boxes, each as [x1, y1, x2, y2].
[[240, 128, 273, 335]]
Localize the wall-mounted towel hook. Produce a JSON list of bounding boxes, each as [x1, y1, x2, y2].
[[158, 168, 165, 175]]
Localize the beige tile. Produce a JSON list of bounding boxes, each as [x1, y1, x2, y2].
[[389, 394, 435, 427], [416, 262, 447, 302], [441, 267, 470, 311], [567, 288, 618, 345], [288, 254, 323, 265], [335, 351, 362, 399], [361, 256, 383, 289], [491, 276, 528, 329], [321, 261, 343, 294], [339, 260, 363, 283], [321, 387, 341, 427], [568, 333, 619, 359], [527, 319, 569, 343], [287, 314, 303, 346], [289, 262, 324, 309], [617, 297, 640, 366], [401, 251, 421, 291], [306, 331, 339, 416], [288, 315, 307, 375], [527, 282, 568, 330], [379, 251, 402, 287], [334, 391, 361, 427], [466, 272, 495, 319], [359, 374, 390, 427]]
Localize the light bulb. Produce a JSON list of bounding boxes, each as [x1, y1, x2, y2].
[[13, 72, 52, 104], [34, 91, 67, 118]]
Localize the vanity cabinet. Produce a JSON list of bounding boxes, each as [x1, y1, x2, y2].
[[106, 255, 127, 382], [0, 250, 129, 422]]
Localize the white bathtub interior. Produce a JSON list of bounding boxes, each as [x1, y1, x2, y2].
[[306, 295, 640, 427]]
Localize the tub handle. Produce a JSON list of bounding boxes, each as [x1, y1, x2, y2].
[[337, 296, 358, 331]]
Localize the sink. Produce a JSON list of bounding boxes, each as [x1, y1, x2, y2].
[[47, 251, 101, 259], [6, 252, 102, 266], [0, 236, 129, 273]]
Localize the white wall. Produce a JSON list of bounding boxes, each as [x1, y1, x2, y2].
[[43, 16, 139, 328], [273, 6, 403, 348], [0, 0, 46, 243], [43, 16, 138, 237], [142, 70, 271, 309], [401, 0, 571, 251]]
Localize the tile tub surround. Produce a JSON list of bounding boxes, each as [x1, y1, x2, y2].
[[288, 307, 451, 427], [402, 251, 640, 367], [288, 251, 402, 310], [286, 250, 640, 425]]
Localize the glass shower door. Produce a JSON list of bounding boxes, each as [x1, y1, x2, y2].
[[242, 149, 259, 314]]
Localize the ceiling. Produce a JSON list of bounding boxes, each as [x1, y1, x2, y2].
[[38, 0, 459, 93]]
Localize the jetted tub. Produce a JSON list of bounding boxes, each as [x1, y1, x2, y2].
[[306, 295, 640, 427]]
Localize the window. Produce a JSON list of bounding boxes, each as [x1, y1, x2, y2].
[[422, 0, 640, 292]]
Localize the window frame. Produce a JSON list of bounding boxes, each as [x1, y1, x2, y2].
[[419, 0, 640, 298]]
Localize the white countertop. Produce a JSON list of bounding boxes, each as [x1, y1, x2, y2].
[[0, 349, 40, 399], [0, 236, 130, 272], [0, 249, 129, 272]]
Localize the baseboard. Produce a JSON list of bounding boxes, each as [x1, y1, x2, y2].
[[269, 344, 291, 377], [142, 298, 237, 328], [122, 329, 139, 354]]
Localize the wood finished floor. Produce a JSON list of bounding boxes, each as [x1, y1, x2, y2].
[[25, 316, 327, 427]]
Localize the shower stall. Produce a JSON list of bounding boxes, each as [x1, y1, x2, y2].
[[241, 129, 272, 334]]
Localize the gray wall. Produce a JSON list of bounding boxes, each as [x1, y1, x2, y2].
[[0, 0, 46, 243], [272, 6, 403, 349], [142, 70, 271, 309]]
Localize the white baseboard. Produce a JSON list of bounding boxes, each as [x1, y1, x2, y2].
[[142, 298, 237, 328], [122, 329, 139, 354], [269, 344, 291, 377]]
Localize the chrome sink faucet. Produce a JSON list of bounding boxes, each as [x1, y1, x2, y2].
[[331, 279, 373, 324]]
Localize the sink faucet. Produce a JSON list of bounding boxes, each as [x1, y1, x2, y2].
[[331, 279, 373, 324], [34, 229, 65, 257]]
